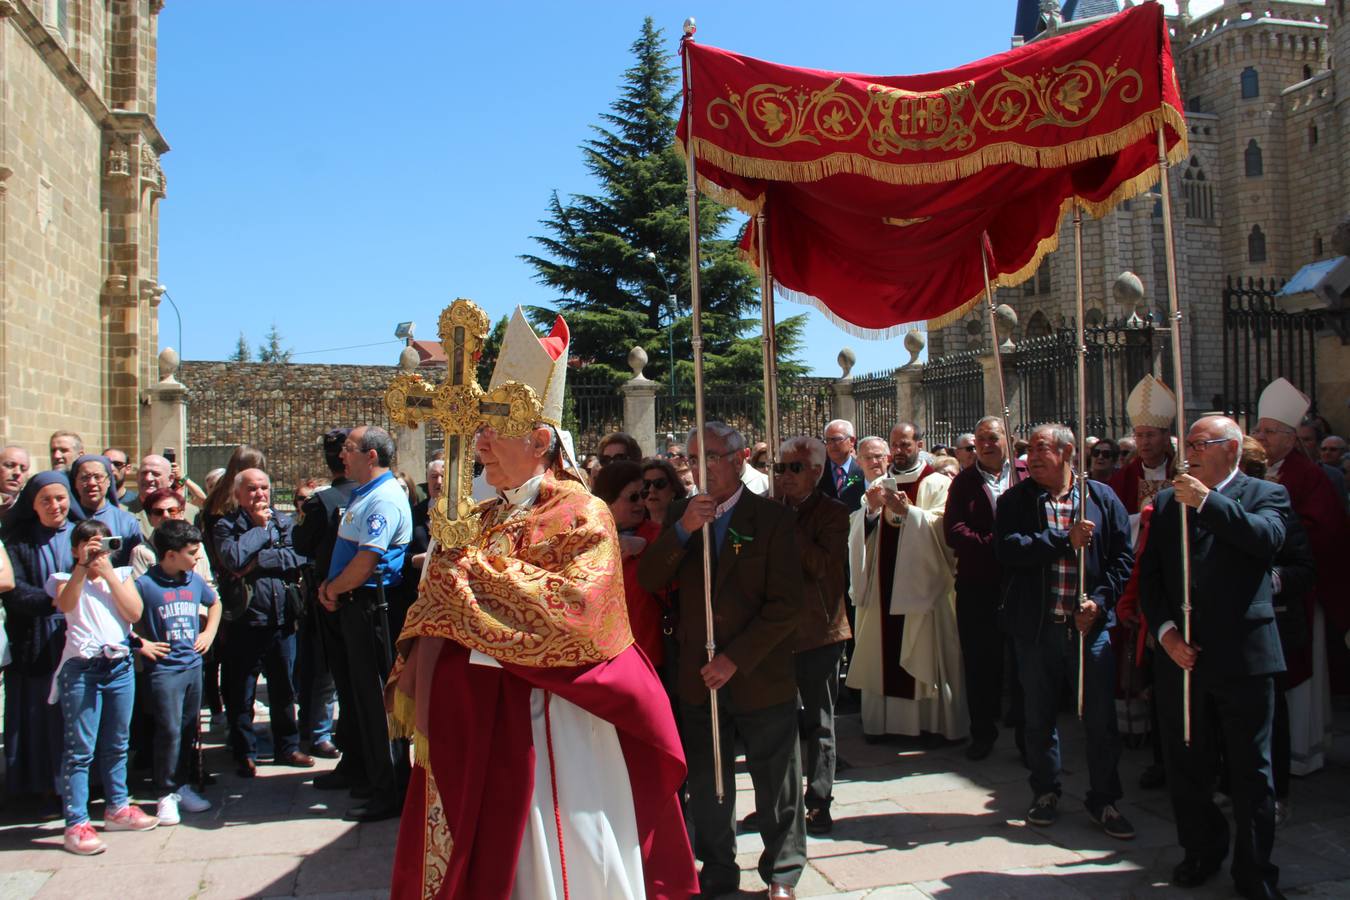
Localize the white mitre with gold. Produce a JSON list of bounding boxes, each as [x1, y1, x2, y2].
[[1126, 374, 1177, 430], [1257, 377, 1310, 429], [489, 307, 570, 428]]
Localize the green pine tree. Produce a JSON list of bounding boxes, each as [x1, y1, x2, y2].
[[257, 323, 293, 364], [228, 332, 251, 362], [521, 17, 802, 388]]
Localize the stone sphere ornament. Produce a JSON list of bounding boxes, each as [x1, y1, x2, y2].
[[158, 346, 180, 382], [399, 345, 420, 374], [837, 347, 856, 378], [628, 346, 649, 378], [994, 304, 1018, 347]]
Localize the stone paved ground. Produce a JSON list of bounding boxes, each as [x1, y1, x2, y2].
[[1, 698, 1348, 899]]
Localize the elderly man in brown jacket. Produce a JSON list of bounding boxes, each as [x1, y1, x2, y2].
[[777, 435, 852, 835], [638, 422, 807, 900]]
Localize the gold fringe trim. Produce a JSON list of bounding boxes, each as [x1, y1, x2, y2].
[[388, 689, 426, 768], [685, 104, 1188, 191], [730, 128, 1183, 338], [696, 173, 764, 215]]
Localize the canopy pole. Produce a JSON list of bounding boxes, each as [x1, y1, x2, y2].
[[757, 213, 780, 492], [681, 18, 724, 803], [1072, 205, 1088, 722], [1157, 127, 1193, 747], [979, 234, 1018, 484]]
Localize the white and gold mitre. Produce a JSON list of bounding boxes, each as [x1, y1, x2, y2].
[[1126, 374, 1177, 430], [490, 307, 570, 428], [1257, 377, 1310, 429]]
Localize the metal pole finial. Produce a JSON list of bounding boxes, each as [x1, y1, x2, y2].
[[683, 17, 697, 36]]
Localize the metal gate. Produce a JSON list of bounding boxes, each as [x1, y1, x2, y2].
[[1221, 277, 1323, 431]]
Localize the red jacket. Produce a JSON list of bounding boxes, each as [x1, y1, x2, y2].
[[623, 518, 667, 666]]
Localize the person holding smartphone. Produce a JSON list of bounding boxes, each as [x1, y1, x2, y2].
[[47, 519, 160, 855]]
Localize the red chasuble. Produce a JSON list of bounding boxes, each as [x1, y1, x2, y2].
[[1106, 455, 1175, 516], [1273, 451, 1350, 689], [386, 475, 697, 899]]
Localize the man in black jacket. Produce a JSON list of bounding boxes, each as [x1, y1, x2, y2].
[[1141, 416, 1290, 900], [995, 423, 1135, 840], [213, 468, 313, 776], [292, 429, 359, 779]]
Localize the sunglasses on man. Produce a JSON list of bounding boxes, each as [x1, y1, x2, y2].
[[599, 453, 632, 466], [772, 461, 810, 475], [1091, 448, 1119, 459]]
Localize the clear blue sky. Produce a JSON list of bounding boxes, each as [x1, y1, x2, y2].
[[157, 1, 1203, 377]]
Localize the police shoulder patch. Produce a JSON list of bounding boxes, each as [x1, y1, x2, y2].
[[366, 513, 387, 537]]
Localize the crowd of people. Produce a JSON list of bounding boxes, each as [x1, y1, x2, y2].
[[1, 367, 1347, 900]]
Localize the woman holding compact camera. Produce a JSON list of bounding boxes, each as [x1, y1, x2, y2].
[[47, 518, 159, 854], [67, 455, 142, 567]]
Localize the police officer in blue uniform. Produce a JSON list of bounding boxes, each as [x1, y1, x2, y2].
[[318, 425, 412, 822]]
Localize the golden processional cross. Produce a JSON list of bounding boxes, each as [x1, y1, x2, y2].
[[383, 299, 543, 548]]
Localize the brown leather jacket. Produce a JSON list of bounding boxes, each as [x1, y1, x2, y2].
[[791, 491, 852, 652]]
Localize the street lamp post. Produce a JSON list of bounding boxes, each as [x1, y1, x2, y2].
[[644, 251, 679, 413]]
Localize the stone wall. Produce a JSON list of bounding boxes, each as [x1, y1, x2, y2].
[[0, 12, 107, 454], [0, 1, 166, 465]]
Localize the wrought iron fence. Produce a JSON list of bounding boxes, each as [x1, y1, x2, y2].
[[1011, 319, 1168, 440], [654, 377, 834, 451], [1221, 277, 1322, 431], [921, 351, 984, 447], [853, 368, 898, 440], [564, 373, 625, 458]]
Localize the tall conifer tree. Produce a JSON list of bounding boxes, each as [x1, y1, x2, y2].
[[522, 18, 804, 385]]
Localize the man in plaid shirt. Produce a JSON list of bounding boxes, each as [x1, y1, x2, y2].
[[995, 424, 1136, 841]]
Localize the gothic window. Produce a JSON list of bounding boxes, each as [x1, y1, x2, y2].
[[1025, 310, 1052, 339], [1245, 139, 1263, 177], [1315, 234, 1325, 257], [1248, 225, 1267, 263], [1303, 64, 1314, 80], [1183, 158, 1214, 220], [1037, 260, 1051, 294], [1309, 123, 1319, 147], [1241, 67, 1260, 99]]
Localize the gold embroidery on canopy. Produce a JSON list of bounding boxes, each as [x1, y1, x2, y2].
[[705, 60, 1144, 159]]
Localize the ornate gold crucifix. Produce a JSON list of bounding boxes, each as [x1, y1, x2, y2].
[[383, 299, 543, 548]]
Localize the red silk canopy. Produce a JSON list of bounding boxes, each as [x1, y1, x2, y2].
[[678, 2, 1187, 334]]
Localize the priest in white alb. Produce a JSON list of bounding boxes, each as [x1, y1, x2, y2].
[[846, 424, 967, 741]]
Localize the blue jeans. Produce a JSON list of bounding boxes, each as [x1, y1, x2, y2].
[[295, 612, 335, 746], [148, 665, 203, 794], [1015, 625, 1122, 811], [58, 655, 135, 826]]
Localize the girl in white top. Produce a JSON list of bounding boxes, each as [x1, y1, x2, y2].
[[46, 519, 159, 855]]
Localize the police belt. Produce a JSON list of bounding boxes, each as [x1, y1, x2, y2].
[[340, 585, 389, 607]]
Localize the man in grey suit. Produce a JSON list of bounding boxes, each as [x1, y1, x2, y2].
[[639, 422, 806, 900]]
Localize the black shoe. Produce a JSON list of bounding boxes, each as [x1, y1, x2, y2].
[[312, 772, 352, 791], [965, 739, 994, 761], [344, 801, 401, 823], [236, 758, 257, 779], [1087, 803, 1136, 840], [350, 784, 375, 800], [310, 741, 340, 759], [738, 810, 762, 832], [1026, 792, 1058, 827], [805, 806, 833, 835], [694, 876, 739, 899], [1171, 854, 1222, 888], [1236, 882, 1285, 900], [1139, 763, 1167, 790]]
